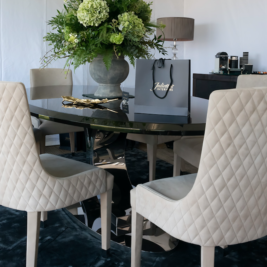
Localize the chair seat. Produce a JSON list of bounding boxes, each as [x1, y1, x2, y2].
[[41, 154, 93, 177], [40, 154, 114, 191], [127, 133, 181, 145], [39, 120, 83, 135], [131, 173, 196, 209], [174, 137, 204, 168]]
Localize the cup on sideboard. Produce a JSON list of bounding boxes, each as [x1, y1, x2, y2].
[[244, 64, 253, 74]]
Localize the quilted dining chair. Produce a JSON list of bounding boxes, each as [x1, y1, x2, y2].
[[131, 87, 267, 267], [0, 82, 114, 267], [173, 74, 267, 176], [30, 69, 83, 154]]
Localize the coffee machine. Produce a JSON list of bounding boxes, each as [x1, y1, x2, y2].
[[214, 52, 228, 73]]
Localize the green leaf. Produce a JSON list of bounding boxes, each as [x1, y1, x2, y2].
[[102, 50, 113, 70], [64, 58, 71, 69]]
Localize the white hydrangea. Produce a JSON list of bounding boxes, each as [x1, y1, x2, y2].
[[77, 0, 109, 27], [118, 12, 146, 41]]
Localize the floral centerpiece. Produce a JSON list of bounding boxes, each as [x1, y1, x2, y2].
[[41, 0, 166, 98]]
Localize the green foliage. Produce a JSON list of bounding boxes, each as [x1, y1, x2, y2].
[[110, 33, 124, 44], [128, 0, 152, 24], [102, 49, 114, 69], [41, 0, 167, 71]]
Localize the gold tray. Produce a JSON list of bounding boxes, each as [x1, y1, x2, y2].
[[61, 96, 118, 113]]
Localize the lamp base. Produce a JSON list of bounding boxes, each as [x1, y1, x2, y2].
[[172, 39, 178, 60], [172, 53, 178, 60]]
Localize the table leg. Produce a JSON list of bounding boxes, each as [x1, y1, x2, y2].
[[80, 130, 178, 252], [82, 131, 133, 239], [147, 136, 158, 182], [84, 128, 97, 165]]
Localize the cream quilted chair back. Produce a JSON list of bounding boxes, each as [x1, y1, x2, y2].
[[0, 82, 109, 212], [189, 88, 267, 246], [30, 68, 72, 87], [0, 82, 40, 210], [236, 74, 267, 88], [136, 88, 267, 247], [30, 69, 73, 100]]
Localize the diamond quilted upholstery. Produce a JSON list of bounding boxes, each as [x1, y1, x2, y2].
[[173, 75, 267, 171], [0, 82, 113, 212], [135, 88, 267, 247]]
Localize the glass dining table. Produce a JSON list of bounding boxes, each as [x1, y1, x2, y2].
[[27, 85, 206, 252]]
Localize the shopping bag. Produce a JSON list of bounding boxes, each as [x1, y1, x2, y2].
[[134, 59, 191, 123]]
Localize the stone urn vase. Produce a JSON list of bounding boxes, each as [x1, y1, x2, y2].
[[89, 54, 129, 99]]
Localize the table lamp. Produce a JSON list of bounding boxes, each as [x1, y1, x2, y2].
[[157, 17, 195, 59]]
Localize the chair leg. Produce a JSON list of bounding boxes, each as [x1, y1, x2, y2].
[[147, 141, 157, 181], [27, 212, 41, 267], [41, 211, 47, 222], [147, 150, 150, 162], [173, 140, 181, 176], [100, 190, 112, 250], [201, 246, 215, 267], [69, 132, 75, 154], [173, 154, 182, 177], [131, 209, 144, 267], [35, 141, 41, 155], [40, 135, 46, 154], [40, 211, 48, 228]]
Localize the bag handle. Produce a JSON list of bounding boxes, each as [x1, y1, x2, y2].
[[152, 58, 173, 99]]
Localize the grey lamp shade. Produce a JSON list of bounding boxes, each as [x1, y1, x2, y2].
[[157, 17, 195, 41]]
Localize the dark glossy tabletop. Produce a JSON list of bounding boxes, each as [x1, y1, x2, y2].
[[28, 85, 206, 135]]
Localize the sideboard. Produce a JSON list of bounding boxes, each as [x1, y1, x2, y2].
[[193, 73, 238, 100]]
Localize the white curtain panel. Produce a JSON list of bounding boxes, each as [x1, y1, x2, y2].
[[0, 0, 89, 87], [0, 0, 47, 87]]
